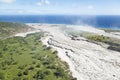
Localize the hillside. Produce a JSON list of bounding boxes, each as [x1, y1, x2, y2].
[[0, 22, 33, 39]]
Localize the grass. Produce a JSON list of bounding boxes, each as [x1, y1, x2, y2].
[[101, 28, 120, 33], [0, 32, 74, 80], [68, 31, 120, 52], [81, 33, 120, 52], [0, 22, 33, 39]]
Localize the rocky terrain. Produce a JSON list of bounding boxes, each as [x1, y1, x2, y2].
[[28, 24, 120, 80]]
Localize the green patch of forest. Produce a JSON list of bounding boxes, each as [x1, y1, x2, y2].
[[81, 33, 120, 52], [0, 32, 75, 80], [101, 28, 120, 33]]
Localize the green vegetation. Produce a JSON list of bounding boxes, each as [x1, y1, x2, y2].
[[81, 33, 110, 43], [101, 28, 120, 33], [0, 22, 33, 39], [0, 32, 73, 80], [81, 33, 120, 52], [68, 31, 120, 52]]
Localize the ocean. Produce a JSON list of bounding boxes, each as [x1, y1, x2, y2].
[[0, 15, 120, 29]]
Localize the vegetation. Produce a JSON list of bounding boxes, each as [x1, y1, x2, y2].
[[101, 28, 120, 33], [81, 33, 120, 52], [68, 31, 120, 52], [0, 22, 33, 39], [0, 32, 73, 80], [83, 34, 110, 43]]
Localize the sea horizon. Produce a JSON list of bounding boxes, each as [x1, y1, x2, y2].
[[0, 15, 120, 30]]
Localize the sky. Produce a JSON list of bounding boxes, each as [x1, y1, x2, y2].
[[0, 0, 120, 15]]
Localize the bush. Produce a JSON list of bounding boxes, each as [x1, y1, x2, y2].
[[18, 65, 25, 70], [33, 70, 45, 79], [46, 65, 56, 69], [28, 66, 34, 70], [36, 64, 40, 68], [86, 35, 110, 43], [12, 61, 18, 65], [23, 69, 28, 75], [17, 71, 22, 77], [46, 47, 52, 50], [54, 67, 65, 78], [53, 50, 58, 54], [32, 61, 36, 64], [43, 61, 50, 65], [13, 77, 22, 80], [0, 72, 4, 80], [23, 77, 28, 80], [0, 53, 3, 58], [71, 78, 77, 80], [44, 70, 50, 75]]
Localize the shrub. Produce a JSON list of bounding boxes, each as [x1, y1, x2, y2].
[[32, 61, 36, 64], [42, 45, 47, 48], [18, 65, 25, 70], [23, 77, 28, 80], [36, 64, 40, 68], [17, 71, 22, 77], [46, 47, 51, 50], [33, 70, 45, 79], [23, 69, 28, 75], [54, 67, 65, 78], [28, 66, 34, 70], [13, 77, 22, 80], [0, 72, 4, 80], [43, 61, 50, 65], [71, 78, 77, 80], [44, 70, 50, 75], [53, 50, 58, 54], [12, 61, 18, 65], [46, 65, 56, 69]]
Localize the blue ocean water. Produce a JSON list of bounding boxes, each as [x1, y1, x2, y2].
[[0, 15, 120, 29]]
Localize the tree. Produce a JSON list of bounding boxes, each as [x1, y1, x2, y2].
[[54, 67, 65, 78], [17, 71, 22, 77], [36, 64, 40, 68], [53, 50, 58, 54], [0, 72, 4, 80], [0, 52, 3, 58], [23, 69, 28, 75], [28, 66, 34, 70], [34, 70, 45, 80]]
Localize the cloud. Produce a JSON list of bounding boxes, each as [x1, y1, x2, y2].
[[44, 0, 50, 5], [36, 0, 50, 6], [37, 2, 42, 6], [88, 5, 94, 10], [0, 0, 16, 3], [17, 10, 24, 14]]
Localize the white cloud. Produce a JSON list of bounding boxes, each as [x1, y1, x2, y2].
[[0, 0, 16, 3], [17, 10, 24, 14], [44, 0, 50, 5], [36, 0, 50, 6], [88, 5, 94, 9], [36, 2, 42, 6]]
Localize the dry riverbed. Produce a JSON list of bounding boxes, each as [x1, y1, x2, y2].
[[25, 24, 120, 80]]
